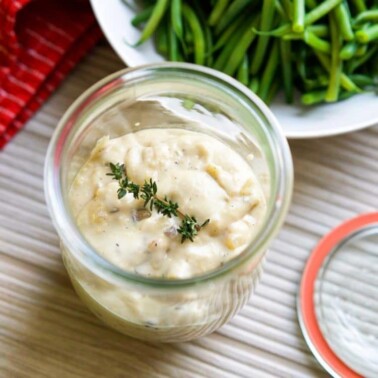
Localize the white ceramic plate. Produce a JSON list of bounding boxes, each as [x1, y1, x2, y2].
[[90, 0, 378, 139]]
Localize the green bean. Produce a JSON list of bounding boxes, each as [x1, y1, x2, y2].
[[305, 0, 317, 9], [208, 0, 230, 26], [354, 23, 370, 51], [304, 31, 331, 53], [213, 22, 247, 70], [300, 51, 330, 92], [131, 6, 154, 27], [325, 15, 342, 102], [182, 4, 205, 65], [171, 0, 183, 40], [223, 16, 259, 76], [293, 0, 305, 32], [339, 90, 359, 101], [340, 42, 358, 60], [349, 74, 374, 87], [315, 52, 360, 92], [349, 45, 378, 72], [266, 79, 281, 104], [253, 23, 291, 37], [249, 77, 260, 93], [305, 0, 342, 26], [282, 0, 293, 19], [237, 55, 249, 86], [136, 0, 169, 46], [176, 48, 184, 62], [283, 31, 331, 53], [308, 25, 329, 38], [251, 0, 276, 74], [168, 23, 179, 61], [333, 4, 354, 41], [295, 47, 308, 81], [205, 27, 213, 66], [213, 21, 240, 52], [126, 0, 377, 107], [192, 0, 213, 66], [155, 23, 168, 55], [312, 66, 329, 81], [356, 25, 378, 43], [275, 0, 287, 19], [280, 39, 293, 103], [301, 90, 326, 105], [215, 0, 255, 35], [355, 44, 367, 56], [355, 10, 378, 25], [258, 41, 280, 101], [282, 33, 302, 40], [350, 0, 366, 13], [303, 75, 329, 91], [318, 76, 329, 88], [184, 21, 193, 44]]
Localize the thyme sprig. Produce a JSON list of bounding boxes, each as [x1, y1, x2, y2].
[[178, 215, 210, 243], [107, 162, 209, 242]]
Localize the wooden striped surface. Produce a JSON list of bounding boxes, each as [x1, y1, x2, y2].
[[0, 44, 377, 378]]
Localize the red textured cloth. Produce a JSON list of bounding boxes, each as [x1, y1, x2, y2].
[[0, 0, 102, 148]]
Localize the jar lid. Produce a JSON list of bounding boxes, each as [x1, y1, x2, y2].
[[298, 213, 378, 377]]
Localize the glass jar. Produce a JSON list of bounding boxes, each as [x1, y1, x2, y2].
[[45, 63, 293, 342]]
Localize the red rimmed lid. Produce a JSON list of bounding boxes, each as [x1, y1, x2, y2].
[[298, 213, 378, 378]]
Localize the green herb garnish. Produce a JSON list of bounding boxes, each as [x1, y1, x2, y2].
[[177, 215, 210, 243], [107, 162, 210, 243]]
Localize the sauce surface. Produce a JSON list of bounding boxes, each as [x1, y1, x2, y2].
[[70, 128, 266, 279]]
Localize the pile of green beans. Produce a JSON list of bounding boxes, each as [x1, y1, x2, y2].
[[128, 0, 378, 105]]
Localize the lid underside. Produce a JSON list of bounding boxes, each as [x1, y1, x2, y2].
[[298, 213, 378, 378]]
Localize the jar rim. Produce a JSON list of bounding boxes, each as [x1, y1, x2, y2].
[[44, 62, 293, 287]]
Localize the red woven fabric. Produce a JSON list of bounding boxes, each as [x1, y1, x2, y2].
[[0, 0, 102, 148]]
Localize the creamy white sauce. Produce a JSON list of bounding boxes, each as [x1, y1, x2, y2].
[[69, 128, 266, 279]]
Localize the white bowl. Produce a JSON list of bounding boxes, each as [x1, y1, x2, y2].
[[90, 0, 378, 139]]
